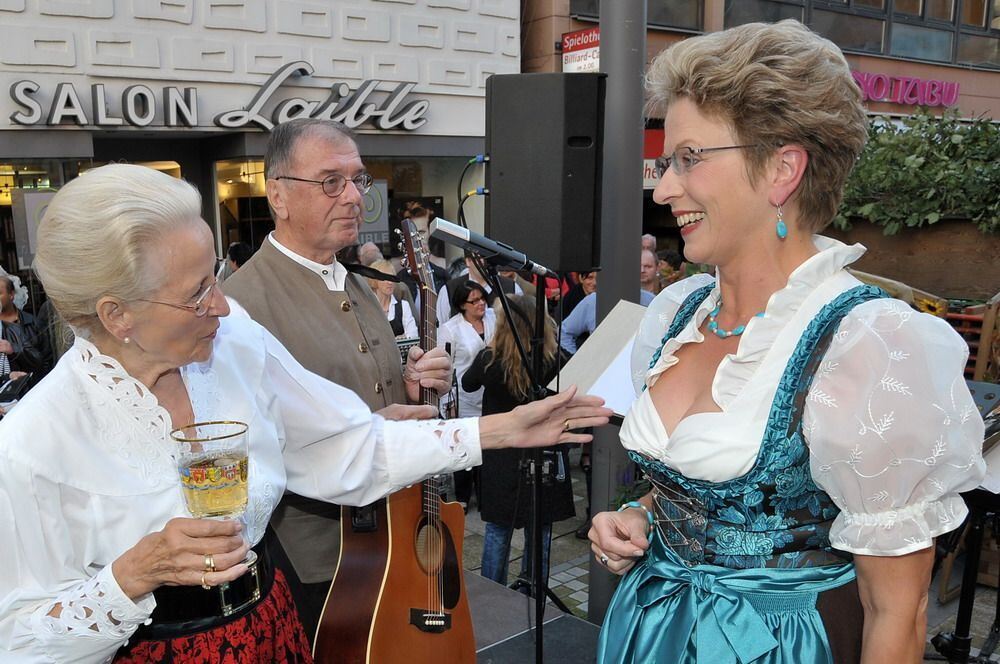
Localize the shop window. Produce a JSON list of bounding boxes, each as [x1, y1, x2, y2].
[[994, 0, 1000, 28], [926, 0, 954, 21], [854, 0, 884, 9], [958, 32, 1000, 67], [890, 22, 954, 61], [810, 9, 885, 52], [896, 0, 957, 22], [648, 1, 702, 30], [962, 0, 988, 26], [724, 0, 803, 27], [215, 159, 270, 251], [570, 0, 703, 31], [0, 160, 86, 274]]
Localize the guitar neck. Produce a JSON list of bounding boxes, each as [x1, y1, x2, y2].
[[420, 286, 440, 411]]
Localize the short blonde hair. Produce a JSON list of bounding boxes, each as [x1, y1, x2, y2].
[[646, 20, 868, 232], [366, 259, 395, 291], [33, 163, 202, 334]]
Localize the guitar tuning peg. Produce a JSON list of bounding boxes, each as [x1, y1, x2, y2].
[[397, 243, 403, 251], [393, 229, 401, 236]]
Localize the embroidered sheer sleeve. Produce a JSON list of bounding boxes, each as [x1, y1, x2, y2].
[[804, 299, 986, 556], [630, 273, 716, 394], [0, 456, 154, 663], [259, 323, 481, 506]]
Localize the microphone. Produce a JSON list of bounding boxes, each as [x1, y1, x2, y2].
[[429, 218, 556, 278]]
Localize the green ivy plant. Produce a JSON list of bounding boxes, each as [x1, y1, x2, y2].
[[833, 110, 999, 235]]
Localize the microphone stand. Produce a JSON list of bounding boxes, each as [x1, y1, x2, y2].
[[477, 260, 569, 664]]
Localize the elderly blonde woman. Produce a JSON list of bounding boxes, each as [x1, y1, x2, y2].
[[588, 21, 985, 663], [0, 164, 611, 663], [366, 258, 418, 339]]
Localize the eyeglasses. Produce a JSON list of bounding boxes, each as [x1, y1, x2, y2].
[[137, 280, 218, 317], [274, 173, 374, 198], [466, 296, 486, 305], [653, 144, 762, 178]]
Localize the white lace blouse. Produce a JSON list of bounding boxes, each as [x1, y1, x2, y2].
[[622, 236, 986, 557], [0, 310, 480, 663]]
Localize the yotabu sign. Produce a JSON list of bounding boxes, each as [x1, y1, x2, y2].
[[852, 71, 960, 108]]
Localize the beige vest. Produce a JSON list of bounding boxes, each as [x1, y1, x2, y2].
[[224, 239, 407, 582]]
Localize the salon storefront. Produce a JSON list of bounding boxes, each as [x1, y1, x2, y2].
[[0, 0, 520, 277]]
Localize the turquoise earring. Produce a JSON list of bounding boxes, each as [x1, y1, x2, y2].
[[775, 204, 788, 240]]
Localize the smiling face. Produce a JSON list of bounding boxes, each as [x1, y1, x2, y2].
[[125, 221, 229, 368], [654, 98, 774, 268], [269, 133, 366, 264]]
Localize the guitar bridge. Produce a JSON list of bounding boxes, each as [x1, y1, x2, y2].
[[409, 609, 451, 633]]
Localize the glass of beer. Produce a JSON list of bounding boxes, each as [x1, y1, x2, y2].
[[171, 420, 256, 565]]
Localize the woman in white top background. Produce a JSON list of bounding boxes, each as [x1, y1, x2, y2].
[[367, 258, 418, 340], [437, 281, 496, 420], [0, 163, 611, 663], [437, 280, 497, 510]]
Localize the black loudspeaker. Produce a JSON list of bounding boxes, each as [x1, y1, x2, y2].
[[485, 73, 605, 273]]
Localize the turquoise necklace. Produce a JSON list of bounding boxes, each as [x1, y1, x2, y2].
[[707, 301, 765, 338]]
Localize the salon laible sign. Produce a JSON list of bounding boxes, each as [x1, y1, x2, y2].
[[851, 70, 960, 108], [7, 61, 429, 131]]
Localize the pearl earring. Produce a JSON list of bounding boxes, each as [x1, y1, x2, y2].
[[775, 204, 788, 240], [123, 337, 131, 344]]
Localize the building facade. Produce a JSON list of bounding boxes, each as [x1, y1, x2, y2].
[[0, 0, 520, 275], [523, 0, 999, 242]]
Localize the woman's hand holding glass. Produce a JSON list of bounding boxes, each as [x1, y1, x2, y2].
[[171, 422, 256, 574], [588, 507, 651, 576], [111, 517, 250, 601]]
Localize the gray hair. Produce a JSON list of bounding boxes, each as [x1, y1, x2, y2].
[[264, 118, 357, 180], [33, 163, 203, 335]]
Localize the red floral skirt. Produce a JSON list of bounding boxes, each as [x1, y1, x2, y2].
[[115, 569, 313, 663]]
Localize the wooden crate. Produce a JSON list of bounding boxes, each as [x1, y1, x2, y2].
[[945, 292, 1000, 382]]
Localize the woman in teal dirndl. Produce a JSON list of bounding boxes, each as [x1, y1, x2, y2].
[[590, 20, 987, 664]]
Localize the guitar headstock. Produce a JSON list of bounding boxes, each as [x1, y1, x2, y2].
[[398, 219, 435, 295]]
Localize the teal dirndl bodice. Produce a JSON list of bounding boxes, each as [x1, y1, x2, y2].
[[598, 283, 888, 664]]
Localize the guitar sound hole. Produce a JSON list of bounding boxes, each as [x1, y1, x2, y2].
[[415, 521, 444, 575]]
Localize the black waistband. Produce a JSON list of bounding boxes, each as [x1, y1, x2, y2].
[[131, 539, 274, 641]]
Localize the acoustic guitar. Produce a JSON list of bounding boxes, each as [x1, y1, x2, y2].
[[313, 219, 475, 663]]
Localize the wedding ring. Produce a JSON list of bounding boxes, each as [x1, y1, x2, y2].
[[201, 572, 211, 590], [599, 554, 609, 566], [563, 419, 572, 432], [204, 554, 215, 572]]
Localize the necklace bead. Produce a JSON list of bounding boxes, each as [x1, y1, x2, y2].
[[707, 302, 764, 338]]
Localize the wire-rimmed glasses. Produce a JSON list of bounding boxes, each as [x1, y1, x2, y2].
[[274, 172, 374, 197], [137, 280, 218, 317], [653, 144, 763, 178]]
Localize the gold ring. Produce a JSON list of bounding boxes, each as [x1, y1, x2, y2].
[[204, 553, 215, 572], [563, 419, 571, 432], [201, 572, 211, 590]]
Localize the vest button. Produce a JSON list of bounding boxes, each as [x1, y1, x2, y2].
[[374, 382, 383, 394], [341, 301, 351, 312], [358, 343, 369, 353]]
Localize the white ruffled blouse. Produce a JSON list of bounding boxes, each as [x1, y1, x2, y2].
[[622, 236, 986, 557], [0, 309, 480, 663]]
